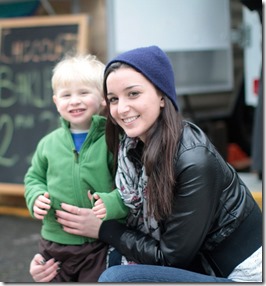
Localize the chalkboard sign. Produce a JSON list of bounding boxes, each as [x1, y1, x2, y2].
[[0, 15, 89, 193]]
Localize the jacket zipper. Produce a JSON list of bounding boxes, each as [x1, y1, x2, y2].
[[71, 132, 95, 243], [73, 149, 79, 163]]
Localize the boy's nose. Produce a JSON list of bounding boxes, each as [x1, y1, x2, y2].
[[70, 95, 81, 104]]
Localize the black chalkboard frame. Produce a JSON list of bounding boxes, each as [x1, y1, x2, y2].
[[0, 14, 89, 197]]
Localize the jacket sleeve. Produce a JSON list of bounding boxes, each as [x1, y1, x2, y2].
[[24, 139, 48, 217], [94, 189, 129, 221], [99, 146, 223, 268]]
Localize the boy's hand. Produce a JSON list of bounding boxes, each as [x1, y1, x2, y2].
[[88, 191, 106, 219], [33, 192, 51, 220]]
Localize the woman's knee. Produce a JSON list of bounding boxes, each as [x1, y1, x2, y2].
[[98, 265, 124, 282]]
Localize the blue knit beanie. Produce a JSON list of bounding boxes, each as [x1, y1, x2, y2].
[[105, 46, 178, 110]]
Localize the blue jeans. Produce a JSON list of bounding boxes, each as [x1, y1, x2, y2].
[[98, 265, 234, 283]]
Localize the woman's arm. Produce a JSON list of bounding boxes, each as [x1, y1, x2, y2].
[[55, 188, 129, 236]]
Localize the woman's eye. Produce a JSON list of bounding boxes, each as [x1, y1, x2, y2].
[[108, 97, 118, 104], [129, 91, 139, 97]]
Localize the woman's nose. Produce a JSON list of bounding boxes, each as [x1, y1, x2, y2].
[[117, 99, 130, 114]]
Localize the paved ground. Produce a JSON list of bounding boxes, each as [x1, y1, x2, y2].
[[0, 215, 41, 282]]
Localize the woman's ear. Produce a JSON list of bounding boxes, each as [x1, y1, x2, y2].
[[160, 96, 165, 108]]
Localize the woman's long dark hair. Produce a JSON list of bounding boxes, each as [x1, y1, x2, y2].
[[104, 62, 183, 221]]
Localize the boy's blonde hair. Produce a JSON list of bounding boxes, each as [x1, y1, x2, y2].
[[52, 53, 105, 98]]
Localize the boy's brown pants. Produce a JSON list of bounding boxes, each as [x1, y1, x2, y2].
[[39, 238, 108, 282]]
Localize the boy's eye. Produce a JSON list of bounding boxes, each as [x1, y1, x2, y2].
[[61, 93, 70, 97], [80, 90, 89, 95]]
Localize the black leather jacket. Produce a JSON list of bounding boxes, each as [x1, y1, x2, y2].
[[100, 121, 261, 277]]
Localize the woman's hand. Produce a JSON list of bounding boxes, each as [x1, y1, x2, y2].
[[29, 253, 60, 282], [55, 203, 103, 238]]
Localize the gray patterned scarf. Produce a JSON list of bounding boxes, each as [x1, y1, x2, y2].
[[115, 135, 160, 240]]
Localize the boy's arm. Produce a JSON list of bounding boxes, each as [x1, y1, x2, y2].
[[93, 189, 129, 221], [24, 140, 48, 217]]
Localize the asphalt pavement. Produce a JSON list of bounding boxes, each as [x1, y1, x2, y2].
[[0, 214, 41, 282]]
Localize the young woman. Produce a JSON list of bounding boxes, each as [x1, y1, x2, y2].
[[29, 46, 262, 283]]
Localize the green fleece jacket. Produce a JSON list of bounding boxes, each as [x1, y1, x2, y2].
[[24, 115, 128, 245]]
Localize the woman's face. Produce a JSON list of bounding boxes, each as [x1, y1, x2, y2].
[[106, 67, 165, 142]]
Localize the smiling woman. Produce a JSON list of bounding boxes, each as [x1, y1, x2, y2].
[[98, 46, 262, 282]]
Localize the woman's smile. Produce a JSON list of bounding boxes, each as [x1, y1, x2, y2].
[[122, 115, 139, 124]]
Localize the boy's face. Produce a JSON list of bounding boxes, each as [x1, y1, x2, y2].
[[53, 82, 103, 130]]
